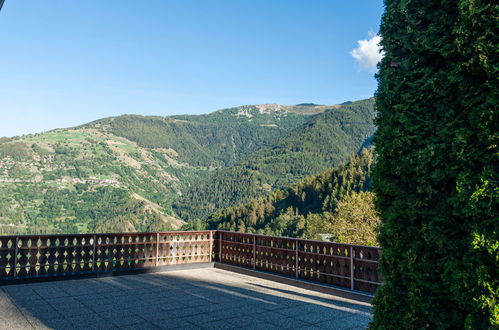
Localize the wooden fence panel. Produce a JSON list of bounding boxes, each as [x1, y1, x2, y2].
[[11, 235, 95, 278], [219, 231, 254, 268], [299, 240, 352, 288], [157, 231, 212, 265], [94, 233, 156, 272], [217, 231, 383, 294], [352, 246, 382, 293], [255, 235, 296, 277], [0, 231, 214, 282], [0, 230, 382, 294], [0, 236, 16, 278]]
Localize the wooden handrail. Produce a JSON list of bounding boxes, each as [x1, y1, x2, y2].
[[0, 230, 382, 293], [216, 231, 382, 293]]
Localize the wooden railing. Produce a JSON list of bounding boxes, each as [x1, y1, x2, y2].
[[0, 231, 213, 281], [0, 230, 382, 293], [214, 231, 383, 293]]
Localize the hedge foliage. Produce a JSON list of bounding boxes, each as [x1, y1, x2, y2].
[[371, 0, 498, 328]]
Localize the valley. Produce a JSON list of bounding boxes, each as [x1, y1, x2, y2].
[[0, 98, 375, 235]]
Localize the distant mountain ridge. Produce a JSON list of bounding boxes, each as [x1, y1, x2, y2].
[[174, 98, 376, 220], [0, 98, 375, 234], [295, 103, 322, 106]]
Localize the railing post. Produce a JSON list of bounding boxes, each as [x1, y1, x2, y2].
[[155, 233, 160, 267], [209, 231, 213, 262], [219, 231, 222, 262], [92, 234, 96, 272], [350, 246, 354, 290], [295, 239, 299, 279], [253, 234, 256, 269], [13, 237, 19, 278]]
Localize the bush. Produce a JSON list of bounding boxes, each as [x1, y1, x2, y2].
[[371, 0, 498, 328]]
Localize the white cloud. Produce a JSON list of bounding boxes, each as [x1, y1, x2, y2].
[[350, 33, 384, 72]]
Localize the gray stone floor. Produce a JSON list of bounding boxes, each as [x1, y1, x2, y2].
[[0, 268, 372, 330]]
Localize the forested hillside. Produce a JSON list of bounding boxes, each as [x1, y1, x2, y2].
[[93, 105, 319, 167], [0, 99, 374, 234], [175, 98, 376, 220], [0, 130, 185, 234], [208, 148, 380, 245]]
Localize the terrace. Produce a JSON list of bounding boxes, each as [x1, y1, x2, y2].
[[0, 231, 382, 329]]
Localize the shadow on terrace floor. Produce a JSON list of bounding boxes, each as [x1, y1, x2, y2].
[[0, 267, 372, 330]]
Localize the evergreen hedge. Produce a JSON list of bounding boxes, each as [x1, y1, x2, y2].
[[371, 0, 497, 328]]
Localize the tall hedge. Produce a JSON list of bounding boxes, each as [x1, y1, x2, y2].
[[371, 0, 498, 328]]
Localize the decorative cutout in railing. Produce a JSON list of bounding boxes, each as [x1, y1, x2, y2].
[[216, 231, 383, 293], [0, 231, 214, 281]]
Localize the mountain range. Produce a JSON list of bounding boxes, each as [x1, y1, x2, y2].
[[0, 98, 375, 234]]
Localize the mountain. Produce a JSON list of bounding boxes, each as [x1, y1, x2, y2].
[[174, 98, 376, 220], [207, 148, 378, 243], [90, 104, 326, 168], [0, 99, 375, 234]]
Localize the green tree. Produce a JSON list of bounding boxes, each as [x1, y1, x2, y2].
[[302, 212, 333, 240], [328, 192, 379, 246], [180, 218, 207, 231], [371, 0, 498, 328]]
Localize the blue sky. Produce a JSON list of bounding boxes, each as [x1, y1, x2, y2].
[[0, 1, 384, 137]]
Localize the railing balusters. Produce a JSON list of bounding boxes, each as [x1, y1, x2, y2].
[[253, 234, 256, 269], [0, 230, 382, 294], [219, 231, 223, 262], [350, 246, 354, 290], [209, 231, 213, 262], [155, 233, 160, 267], [13, 236, 19, 278], [92, 234, 96, 272], [215, 230, 382, 294], [295, 239, 299, 279]]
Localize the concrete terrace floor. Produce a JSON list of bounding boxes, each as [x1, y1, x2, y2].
[[0, 268, 372, 330]]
